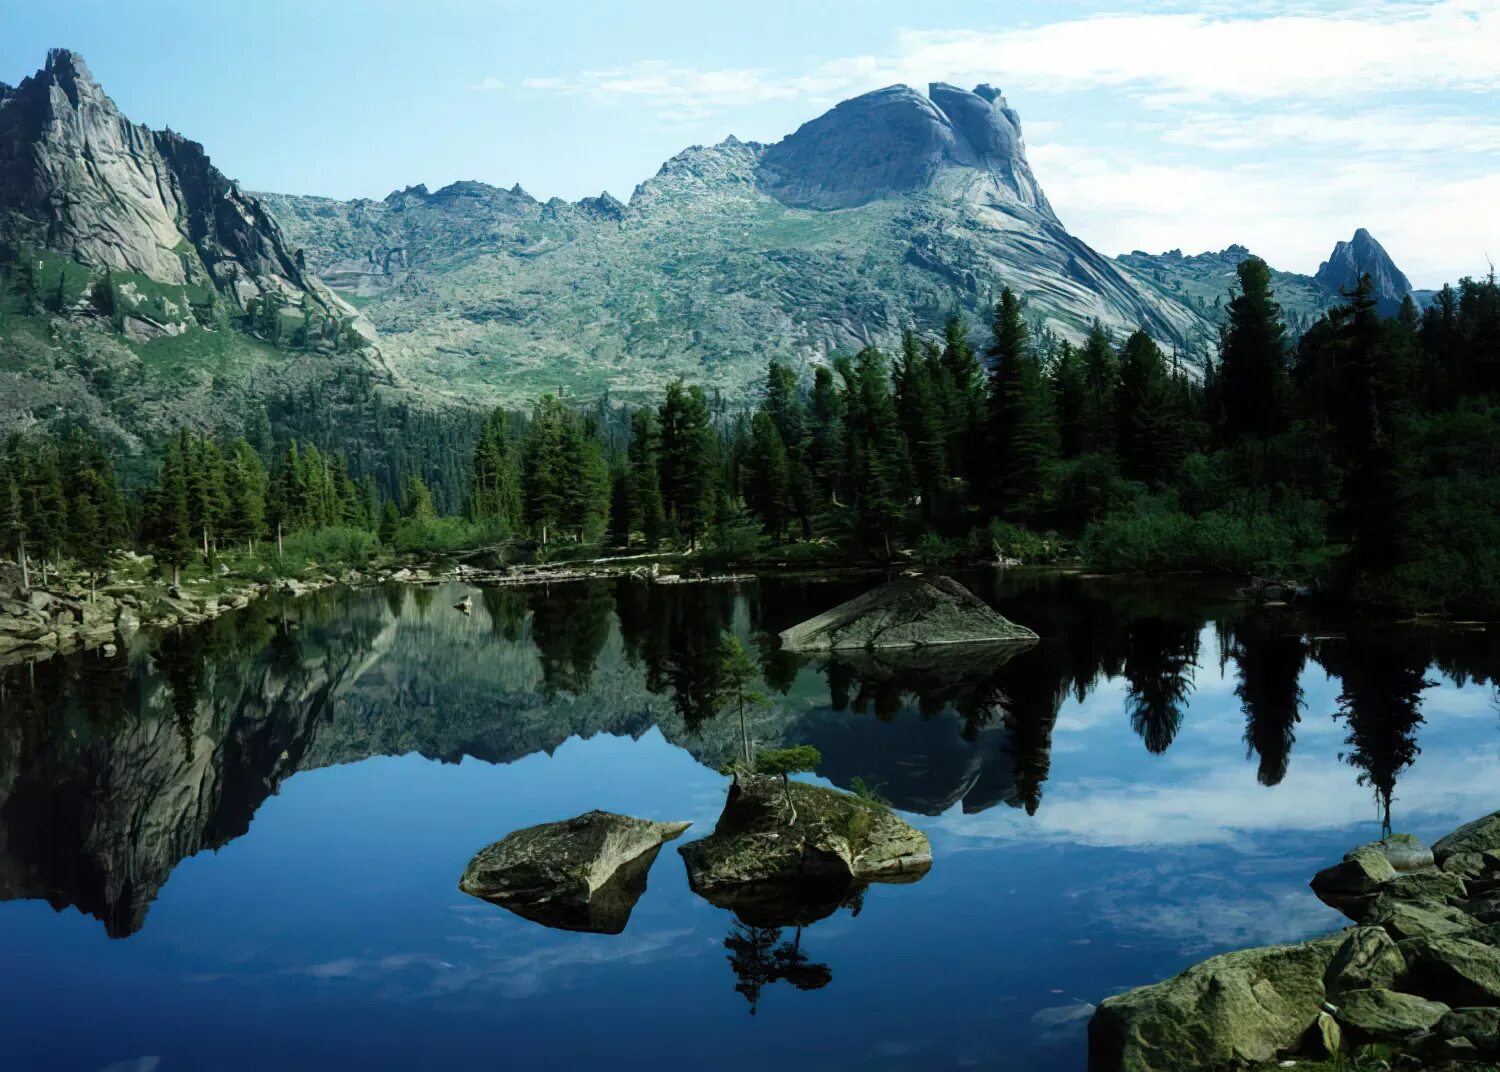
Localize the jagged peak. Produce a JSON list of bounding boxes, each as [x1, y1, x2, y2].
[[1315, 228, 1412, 309]]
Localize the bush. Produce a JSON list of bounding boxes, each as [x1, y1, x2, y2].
[[269, 525, 380, 574], [1080, 503, 1305, 575], [986, 520, 1064, 564], [390, 516, 490, 555]]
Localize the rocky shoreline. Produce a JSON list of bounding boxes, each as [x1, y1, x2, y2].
[[0, 556, 766, 667], [1089, 812, 1500, 1071]]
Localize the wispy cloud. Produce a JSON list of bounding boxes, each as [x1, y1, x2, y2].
[[471, 76, 505, 92]]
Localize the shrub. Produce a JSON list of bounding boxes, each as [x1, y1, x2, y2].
[[269, 525, 379, 573]]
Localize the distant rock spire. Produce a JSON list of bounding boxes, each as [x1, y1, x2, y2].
[[1315, 229, 1413, 314]]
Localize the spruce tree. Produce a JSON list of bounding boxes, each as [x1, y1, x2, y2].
[[144, 435, 194, 586], [939, 314, 984, 483], [402, 472, 436, 522], [1050, 341, 1087, 460], [1219, 256, 1289, 441], [988, 288, 1057, 518], [1078, 322, 1119, 454], [627, 408, 666, 549], [743, 411, 792, 542], [894, 330, 948, 520], [839, 348, 911, 557], [523, 395, 569, 545], [225, 438, 267, 552], [658, 381, 718, 550], [1116, 329, 1185, 486], [561, 414, 609, 542], [469, 408, 522, 533]]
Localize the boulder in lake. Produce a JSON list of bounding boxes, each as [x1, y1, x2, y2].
[[459, 810, 690, 934], [679, 774, 930, 925], [1087, 935, 1344, 1072], [777, 574, 1037, 651]]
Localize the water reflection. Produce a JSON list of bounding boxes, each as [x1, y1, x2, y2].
[[0, 571, 1494, 945]]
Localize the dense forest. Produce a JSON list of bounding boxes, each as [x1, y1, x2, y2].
[[3, 260, 1498, 614]]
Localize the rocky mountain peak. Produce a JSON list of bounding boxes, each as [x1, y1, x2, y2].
[[755, 81, 1055, 218], [1315, 228, 1413, 313], [0, 48, 342, 317]]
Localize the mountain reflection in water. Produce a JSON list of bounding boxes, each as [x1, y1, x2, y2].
[[0, 570, 1496, 1072]]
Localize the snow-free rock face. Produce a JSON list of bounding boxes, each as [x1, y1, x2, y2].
[[757, 82, 1054, 216], [1315, 228, 1414, 315], [459, 811, 691, 934], [778, 575, 1038, 652], [0, 49, 340, 312]]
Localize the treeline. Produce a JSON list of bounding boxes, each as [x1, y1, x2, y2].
[[4, 263, 1498, 614]]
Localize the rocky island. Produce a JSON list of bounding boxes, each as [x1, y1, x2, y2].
[[778, 574, 1038, 652], [1089, 811, 1500, 1071]]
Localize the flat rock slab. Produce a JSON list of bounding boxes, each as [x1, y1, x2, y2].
[[459, 810, 690, 934], [777, 574, 1037, 652]]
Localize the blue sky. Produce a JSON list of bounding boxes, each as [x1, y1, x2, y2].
[[4, 0, 1497, 287]]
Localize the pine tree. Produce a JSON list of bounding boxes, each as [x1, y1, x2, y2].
[[1116, 329, 1185, 486], [1050, 341, 1087, 460], [658, 380, 719, 550], [0, 456, 24, 590], [627, 408, 666, 549], [186, 433, 230, 558], [743, 411, 792, 542], [894, 331, 948, 520], [1078, 322, 1119, 454], [469, 408, 522, 533], [839, 348, 911, 557], [402, 472, 436, 522], [522, 394, 569, 545], [939, 314, 984, 484], [808, 366, 845, 500], [1219, 256, 1289, 441], [224, 438, 267, 552], [988, 288, 1057, 518], [144, 434, 194, 586], [379, 499, 401, 545], [561, 414, 609, 542]]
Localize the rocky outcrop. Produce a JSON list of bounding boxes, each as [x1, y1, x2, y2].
[[778, 574, 1037, 651], [1088, 935, 1346, 1072], [1088, 811, 1500, 1071], [757, 83, 1053, 216], [679, 774, 929, 926], [459, 811, 690, 934], [1314, 228, 1414, 315], [0, 49, 349, 320]]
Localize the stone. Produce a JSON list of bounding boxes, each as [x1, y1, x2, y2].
[[458, 811, 690, 934], [454, 595, 472, 613], [1434, 811, 1500, 866], [1434, 1007, 1500, 1060], [1367, 898, 1477, 941], [1332, 988, 1449, 1044], [1325, 926, 1408, 996], [1087, 935, 1344, 1072], [1372, 833, 1437, 873], [679, 774, 930, 925], [1316, 1010, 1343, 1058], [1314, 229, 1415, 316], [1400, 935, 1500, 1006], [1312, 844, 1398, 919], [777, 574, 1037, 652], [1443, 851, 1493, 880], [1470, 893, 1500, 924]]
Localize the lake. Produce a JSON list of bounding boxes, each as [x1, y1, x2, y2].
[[0, 571, 1495, 1072]]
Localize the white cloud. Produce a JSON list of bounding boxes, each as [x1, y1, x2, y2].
[[471, 76, 505, 92]]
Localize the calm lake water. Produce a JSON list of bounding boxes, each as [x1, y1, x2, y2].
[[0, 571, 1495, 1072]]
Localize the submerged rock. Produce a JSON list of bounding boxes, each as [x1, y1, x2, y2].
[[1087, 935, 1344, 1072], [777, 574, 1037, 652], [679, 774, 930, 925], [459, 810, 690, 934]]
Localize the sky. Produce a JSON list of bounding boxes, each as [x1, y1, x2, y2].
[[3, 0, 1498, 288]]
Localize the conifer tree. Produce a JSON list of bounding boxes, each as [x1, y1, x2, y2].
[[743, 411, 792, 542], [839, 348, 911, 557], [523, 395, 569, 545], [988, 288, 1057, 517], [561, 414, 609, 542], [627, 408, 666, 549], [1116, 329, 1185, 486], [1078, 322, 1119, 454], [658, 380, 719, 550], [894, 331, 948, 520], [0, 456, 24, 590], [1219, 256, 1288, 441], [808, 366, 845, 500], [225, 438, 267, 552], [1050, 341, 1087, 459], [144, 434, 194, 586], [402, 472, 437, 522], [469, 408, 522, 533], [938, 314, 984, 483]]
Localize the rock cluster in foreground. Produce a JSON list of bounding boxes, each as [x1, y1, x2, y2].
[[458, 811, 690, 934], [1089, 811, 1500, 1071], [679, 774, 931, 925], [777, 574, 1038, 652]]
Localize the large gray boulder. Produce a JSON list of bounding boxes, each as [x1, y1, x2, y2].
[[1435, 810, 1500, 867], [1311, 834, 1460, 921], [1087, 935, 1344, 1072], [778, 575, 1037, 652], [459, 811, 690, 934], [1325, 926, 1407, 997], [679, 774, 929, 925], [1332, 988, 1449, 1045], [1400, 935, 1500, 1006]]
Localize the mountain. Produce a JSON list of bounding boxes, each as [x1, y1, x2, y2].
[[0, 50, 391, 449], [1315, 227, 1415, 315], [1120, 228, 1422, 337], [261, 81, 1214, 404]]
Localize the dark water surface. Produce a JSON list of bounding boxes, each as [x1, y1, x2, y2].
[[0, 571, 1495, 1071]]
